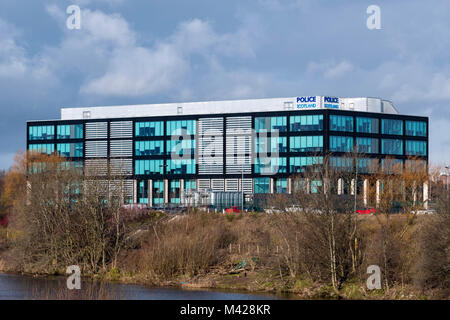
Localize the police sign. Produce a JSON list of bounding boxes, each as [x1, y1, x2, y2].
[[324, 96, 339, 109], [297, 96, 317, 109]]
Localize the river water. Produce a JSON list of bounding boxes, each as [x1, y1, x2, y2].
[[0, 273, 293, 300]]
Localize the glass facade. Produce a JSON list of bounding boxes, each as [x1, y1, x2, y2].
[[169, 180, 181, 204], [255, 157, 287, 174], [29, 143, 55, 155], [57, 143, 83, 158], [405, 140, 427, 156], [167, 139, 195, 156], [254, 177, 270, 193], [290, 136, 323, 153], [167, 159, 196, 175], [329, 136, 353, 152], [357, 158, 378, 173], [255, 137, 286, 153], [382, 119, 403, 135], [381, 159, 403, 174], [135, 121, 164, 137], [405, 121, 426, 137], [135, 140, 164, 156], [57, 124, 83, 139], [135, 159, 164, 175], [29, 125, 54, 141], [275, 179, 287, 193], [381, 139, 403, 155], [152, 180, 164, 205], [330, 157, 353, 171], [290, 115, 323, 132], [167, 120, 196, 136], [356, 137, 379, 154], [330, 115, 353, 132], [137, 180, 149, 204], [290, 156, 323, 173], [356, 117, 379, 134], [255, 116, 287, 132]]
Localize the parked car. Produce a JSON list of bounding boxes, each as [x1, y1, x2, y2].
[[356, 207, 375, 215], [225, 206, 241, 214]]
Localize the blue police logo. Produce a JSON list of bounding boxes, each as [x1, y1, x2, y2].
[[297, 96, 317, 109], [297, 96, 316, 103], [324, 97, 339, 104]]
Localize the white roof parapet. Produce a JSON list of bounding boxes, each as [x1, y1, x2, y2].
[[60, 96, 398, 120]]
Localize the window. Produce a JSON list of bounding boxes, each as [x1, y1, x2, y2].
[[357, 158, 379, 174], [167, 139, 195, 156], [57, 124, 83, 139], [311, 180, 322, 194], [329, 136, 353, 152], [381, 159, 403, 174], [167, 159, 196, 175], [255, 117, 287, 132], [255, 137, 287, 153], [29, 125, 54, 141], [290, 156, 323, 173], [169, 180, 181, 204], [381, 139, 403, 155], [356, 117, 379, 133], [184, 179, 197, 192], [290, 136, 323, 152], [276, 179, 287, 193], [135, 159, 164, 175], [135, 121, 164, 137], [356, 138, 379, 154], [255, 157, 287, 174], [135, 140, 164, 156], [405, 140, 427, 156], [29, 143, 54, 155], [57, 143, 83, 158], [137, 180, 149, 204], [405, 121, 426, 137], [382, 119, 403, 135], [167, 120, 196, 136], [330, 157, 353, 171], [290, 115, 323, 132], [152, 180, 164, 205], [330, 115, 353, 132], [405, 160, 427, 172], [254, 177, 270, 193]]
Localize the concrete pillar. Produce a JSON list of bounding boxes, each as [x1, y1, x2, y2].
[[363, 179, 369, 206], [287, 178, 292, 194], [323, 178, 329, 195], [351, 179, 356, 196], [148, 179, 152, 206], [376, 179, 381, 207], [306, 178, 311, 194], [270, 178, 274, 194], [133, 180, 137, 204], [164, 179, 169, 204], [337, 178, 343, 195], [412, 181, 417, 205], [423, 181, 429, 209], [180, 179, 185, 205]]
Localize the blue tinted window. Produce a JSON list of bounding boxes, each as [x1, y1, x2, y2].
[[329, 136, 353, 152], [137, 180, 149, 204], [276, 179, 287, 193], [57, 143, 83, 157], [135, 159, 164, 175], [357, 158, 378, 174], [255, 117, 287, 132], [29, 125, 55, 141], [167, 139, 195, 156], [381, 159, 403, 174], [356, 117, 379, 133], [330, 157, 353, 171], [330, 115, 353, 132], [255, 137, 287, 153], [57, 124, 83, 139], [382, 119, 403, 135], [167, 120, 196, 136], [152, 180, 164, 205], [290, 156, 323, 173], [135, 140, 164, 156], [290, 136, 323, 152], [290, 115, 323, 131], [405, 121, 426, 137], [169, 180, 181, 204], [29, 143, 55, 155], [254, 177, 270, 194], [405, 140, 427, 156], [381, 139, 403, 155], [135, 121, 164, 137], [356, 138, 379, 154], [167, 159, 196, 175], [255, 157, 286, 174]]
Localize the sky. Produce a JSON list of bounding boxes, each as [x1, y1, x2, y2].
[[0, 0, 449, 170]]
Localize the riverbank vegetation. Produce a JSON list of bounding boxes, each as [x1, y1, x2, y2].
[[0, 152, 448, 299]]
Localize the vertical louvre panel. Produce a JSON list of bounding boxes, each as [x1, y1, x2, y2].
[[211, 179, 225, 192], [110, 159, 133, 176], [86, 122, 107, 139], [85, 141, 107, 158], [197, 179, 211, 192], [110, 140, 132, 157], [226, 116, 252, 174], [198, 117, 224, 175], [110, 121, 133, 138], [225, 179, 239, 192]]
